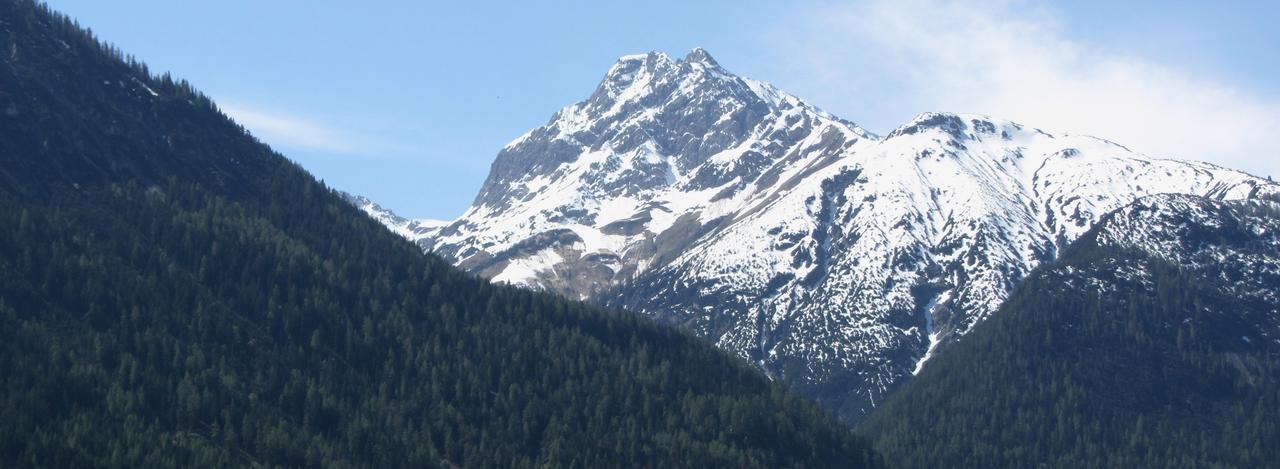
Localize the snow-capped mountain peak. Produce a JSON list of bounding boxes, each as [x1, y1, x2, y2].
[[343, 192, 445, 242], [684, 46, 719, 66], [360, 49, 1279, 423]]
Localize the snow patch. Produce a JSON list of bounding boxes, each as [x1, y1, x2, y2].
[[492, 249, 563, 286]]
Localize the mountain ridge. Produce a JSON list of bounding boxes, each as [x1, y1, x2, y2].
[[863, 192, 1280, 467], [359, 48, 1279, 422]]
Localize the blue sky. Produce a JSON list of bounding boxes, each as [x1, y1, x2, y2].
[[45, 0, 1280, 220]]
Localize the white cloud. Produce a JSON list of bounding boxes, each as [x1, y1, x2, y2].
[[220, 102, 417, 158], [773, 0, 1280, 179]]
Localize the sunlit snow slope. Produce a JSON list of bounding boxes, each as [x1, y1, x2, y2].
[[362, 49, 1278, 422]]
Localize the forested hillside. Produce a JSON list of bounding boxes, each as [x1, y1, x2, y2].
[[863, 195, 1280, 468], [0, 2, 881, 467]]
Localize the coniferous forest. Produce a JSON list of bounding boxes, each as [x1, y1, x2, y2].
[[863, 205, 1280, 468], [5, 0, 1280, 468], [0, 1, 882, 467]]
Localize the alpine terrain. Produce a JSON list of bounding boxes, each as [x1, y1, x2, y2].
[[360, 49, 1280, 421], [864, 193, 1280, 467]]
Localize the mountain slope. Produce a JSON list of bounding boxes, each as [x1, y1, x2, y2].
[[0, 3, 882, 467], [424, 49, 874, 290], [346, 192, 447, 241], [862, 193, 1280, 467], [385, 49, 1278, 422]]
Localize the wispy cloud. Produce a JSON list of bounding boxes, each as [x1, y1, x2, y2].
[[221, 102, 418, 158], [774, 0, 1280, 178]]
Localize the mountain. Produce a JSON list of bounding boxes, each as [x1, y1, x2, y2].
[[345, 192, 447, 241], [372, 49, 1279, 422], [862, 194, 1280, 467], [0, 2, 884, 467]]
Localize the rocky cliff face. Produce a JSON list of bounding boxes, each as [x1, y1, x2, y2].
[[363, 49, 1278, 422]]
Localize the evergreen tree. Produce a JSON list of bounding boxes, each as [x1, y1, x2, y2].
[[863, 199, 1280, 468], [0, 2, 882, 467]]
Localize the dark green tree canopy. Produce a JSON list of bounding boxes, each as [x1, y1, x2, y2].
[[0, 2, 880, 467], [863, 195, 1280, 468]]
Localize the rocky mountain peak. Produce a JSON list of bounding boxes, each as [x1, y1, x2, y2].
[[885, 112, 1022, 142], [469, 49, 864, 213], [683, 46, 721, 67], [366, 50, 1279, 424]]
